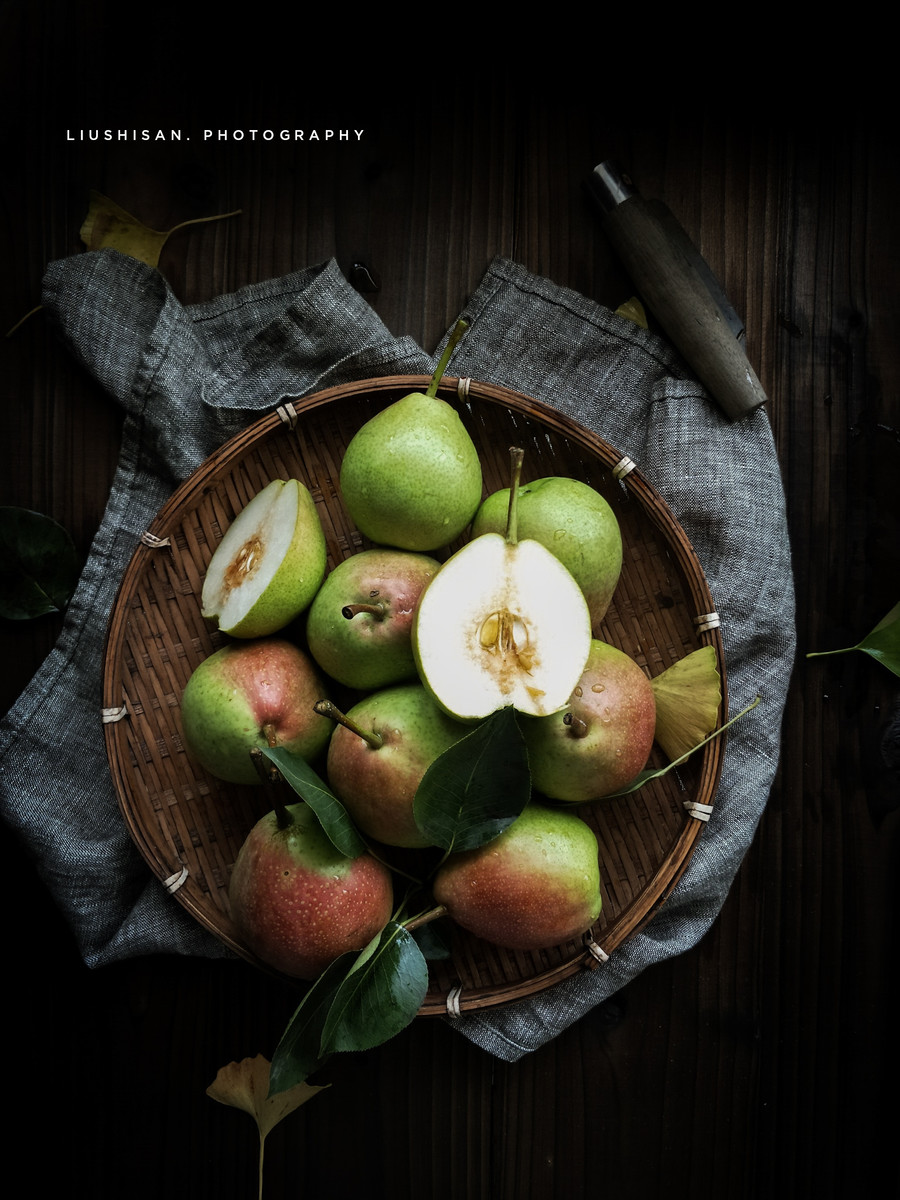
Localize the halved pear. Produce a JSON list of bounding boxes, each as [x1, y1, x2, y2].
[[201, 478, 327, 638], [412, 532, 592, 720]]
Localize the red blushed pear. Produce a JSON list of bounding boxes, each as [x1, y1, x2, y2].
[[228, 801, 394, 981], [432, 802, 602, 951], [305, 548, 441, 690], [180, 639, 334, 786], [315, 685, 468, 849], [522, 639, 656, 802]]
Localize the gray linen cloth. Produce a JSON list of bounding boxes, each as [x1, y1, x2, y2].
[[0, 250, 795, 1060]]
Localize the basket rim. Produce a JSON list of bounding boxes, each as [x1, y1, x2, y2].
[[102, 373, 727, 1015]]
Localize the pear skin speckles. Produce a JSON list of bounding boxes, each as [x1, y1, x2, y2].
[[228, 804, 393, 980]]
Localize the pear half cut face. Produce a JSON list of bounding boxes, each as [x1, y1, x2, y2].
[[413, 533, 592, 720], [201, 478, 326, 638]]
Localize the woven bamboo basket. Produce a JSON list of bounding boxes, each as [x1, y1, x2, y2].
[[102, 376, 726, 1015]]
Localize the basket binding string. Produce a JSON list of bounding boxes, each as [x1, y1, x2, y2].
[[446, 986, 463, 1019], [694, 612, 721, 632], [276, 401, 299, 428], [164, 865, 189, 893], [684, 801, 715, 823], [583, 932, 610, 965]]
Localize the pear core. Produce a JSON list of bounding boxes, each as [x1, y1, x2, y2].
[[413, 533, 592, 719]]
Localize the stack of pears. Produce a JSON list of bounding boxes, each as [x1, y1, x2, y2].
[[177, 321, 721, 986]]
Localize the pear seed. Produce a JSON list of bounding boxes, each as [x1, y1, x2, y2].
[[480, 612, 500, 647], [224, 535, 264, 590]]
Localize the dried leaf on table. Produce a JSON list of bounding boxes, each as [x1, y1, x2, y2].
[[615, 296, 649, 328], [79, 189, 241, 268], [206, 1053, 327, 1137], [207, 1054, 328, 1200]]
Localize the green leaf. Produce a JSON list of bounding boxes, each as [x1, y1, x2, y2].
[[268, 953, 356, 1096], [859, 602, 900, 675], [601, 695, 761, 799], [413, 706, 531, 852], [410, 917, 454, 961], [0, 507, 80, 619], [807, 602, 900, 678], [269, 923, 429, 1096], [261, 746, 366, 858], [321, 922, 429, 1054]]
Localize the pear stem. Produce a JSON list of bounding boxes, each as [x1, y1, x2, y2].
[[249, 748, 293, 828], [313, 699, 384, 750], [342, 602, 387, 620], [505, 446, 525, 546], [403, 904, 448, 932], [425, 318, 468, 398], [563, 712, 590, 739]]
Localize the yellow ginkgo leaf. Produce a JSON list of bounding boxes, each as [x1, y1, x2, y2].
[[207, 1054, 328, 1200], [79, 190, 241, 268], [615, 296, 649, 329], [651, 644, 722, 762]]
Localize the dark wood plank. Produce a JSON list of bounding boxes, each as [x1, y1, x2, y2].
[[2, 12, 897, 1197]]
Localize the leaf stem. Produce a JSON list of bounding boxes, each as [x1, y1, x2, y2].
[[603, 694, 762, 799]]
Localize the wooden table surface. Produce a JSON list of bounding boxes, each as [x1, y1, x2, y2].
[[2, 11, 898, 1198]]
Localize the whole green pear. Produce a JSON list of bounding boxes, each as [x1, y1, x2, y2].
[[320, 684, 468, 848], [472, 476, 622, 633], [339, 392, 482, 551], [228, 802, 393, 980], [306, 548, 440, 690], [522, 639, 656, 802], [339, 321, 482, 552], [180, 639, 333, 785], [432, 802, 602, 950]]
